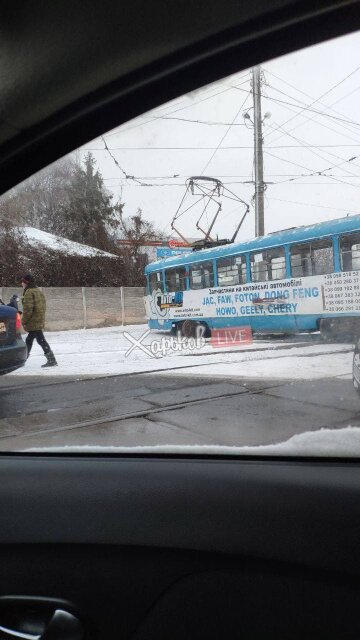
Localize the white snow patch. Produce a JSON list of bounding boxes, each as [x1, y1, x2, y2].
[[22, 226, 116, 258], [10, 324, 353, 380], [23, 426, 360, 456]]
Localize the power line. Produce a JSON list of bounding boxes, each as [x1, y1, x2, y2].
[[266, 94, 360, 147], [264, 118, 360, 180], [105, 74, 251, 137], [259, 89, 360, 179], [252, 88, 360, 127], [102, 173, 360, 181], [264, 149, 360, 190], [262, 87, 360, 160], [261, 88, 360, 189], [232, 84, 360, 128], [83, 143, 360, 151], [107, 180, 360, 188], [103, 76, 243, 137], [270, 83, 360, 144], [265, 80, 360, 147], [263, 64, 360, 141], [262, 82, 360, 153], [268, 196, 360, 215], [200, 92, 251, 175], [264, 79, 360, 139], [101, 137, 153, 187], [151, 116, 248, 126], [266, 69, 360, 130]]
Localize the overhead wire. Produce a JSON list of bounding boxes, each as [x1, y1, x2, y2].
[[83, 143, 360, 151], [265, 149, 360, 189], [149, 116, 248, 126], [264, 81, 360, 140], [262, 87, 360, 151], [260, 82, 360, 181], [264, 81, 360, 148], [267, 196, 360, 215], [231, 84, 360, 128], [103, 78, 239, 137], [264, 118, 360, 180], [263, 64, 360, 141], [102, 172, 360, 181], [266, 69, 360, 130], [105, 73, 251, 136], [200, 91, 251, 175]]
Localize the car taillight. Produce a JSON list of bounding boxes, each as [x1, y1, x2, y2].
[[16, 313, 21, 332]]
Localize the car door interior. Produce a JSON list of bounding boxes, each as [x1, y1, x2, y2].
[[1, 0, 360, 638], [1, 456, 360, 639]]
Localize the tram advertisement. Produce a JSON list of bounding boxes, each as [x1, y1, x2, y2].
[[146, 271, 360, 323]]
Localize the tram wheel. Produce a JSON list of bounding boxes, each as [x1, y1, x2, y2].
[[181, 320, 203, 339], [320, 319, 335, 341], [201, 322, 211, 338]]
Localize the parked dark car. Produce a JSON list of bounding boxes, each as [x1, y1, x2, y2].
[[0, 304, 27, 375], [353, 341, 360, 394]]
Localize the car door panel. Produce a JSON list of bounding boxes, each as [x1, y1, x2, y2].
[[1, 456, 360, 638]]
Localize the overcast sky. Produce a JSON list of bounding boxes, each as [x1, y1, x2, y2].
[[81, 30, 360, 243]]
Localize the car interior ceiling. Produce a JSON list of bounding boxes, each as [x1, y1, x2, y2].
[[1, 0, 360, 639]]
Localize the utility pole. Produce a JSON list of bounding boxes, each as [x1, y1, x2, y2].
[[252, 66, 265, 237]]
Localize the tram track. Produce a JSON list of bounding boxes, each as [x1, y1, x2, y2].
[[0, 381, 284, 441], [0, 340, 353, 393], [0, 364, 354, 443]]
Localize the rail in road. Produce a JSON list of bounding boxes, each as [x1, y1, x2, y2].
[[0, 338, 354, 393], [0, 369, 355, 445], [0, 381, 278, 440]]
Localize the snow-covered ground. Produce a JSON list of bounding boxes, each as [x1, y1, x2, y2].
[[11, 323, 353, 380], [22, 226, 116, 258]]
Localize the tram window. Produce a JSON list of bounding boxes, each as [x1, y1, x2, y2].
[[340, 233, 360, 271], [165, 267, 186, 292], [290, 240, 333, 276], [149, 271, 164, 293], [271, 254, 286, 280], [190, 261, 214, 289], [250, 248, 285, 282], [217, 255, 246, 286], [290, 244, 312, 277], [312, 240, 334, 275]]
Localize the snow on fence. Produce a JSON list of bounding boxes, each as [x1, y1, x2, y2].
[[0, 287, 146, 330]]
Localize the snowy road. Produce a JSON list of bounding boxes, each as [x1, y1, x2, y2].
[[0, 325, 359, 453], [8, 324, 355, 380]]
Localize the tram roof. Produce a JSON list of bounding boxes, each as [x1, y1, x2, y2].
[[145, 214, 360, 273]]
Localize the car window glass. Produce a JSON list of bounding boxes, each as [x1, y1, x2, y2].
[[1, 30, 360, 458]]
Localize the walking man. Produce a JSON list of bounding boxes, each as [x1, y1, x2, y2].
[[21, 274, 58, 368]]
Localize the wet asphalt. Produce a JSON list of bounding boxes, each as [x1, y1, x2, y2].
[[0, 365, 359, 450]]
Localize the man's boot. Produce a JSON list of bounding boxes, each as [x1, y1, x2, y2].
[[42, 350, 58, 368]]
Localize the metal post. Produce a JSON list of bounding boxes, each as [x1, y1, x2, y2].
[[120, 286, 125, 326], [81, 287, 87, 329], [252, 66, 265, 237]]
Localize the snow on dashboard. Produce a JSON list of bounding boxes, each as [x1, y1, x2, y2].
[[23, 425, 360, 456]]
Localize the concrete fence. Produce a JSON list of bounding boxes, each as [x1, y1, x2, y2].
[[0, 287, 146, 331]]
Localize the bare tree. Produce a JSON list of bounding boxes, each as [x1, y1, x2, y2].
[[0, 155, 76, 233], [118, 208, 165, 285]]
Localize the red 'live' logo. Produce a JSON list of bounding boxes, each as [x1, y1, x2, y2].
[[210, 325, 253, 348]]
